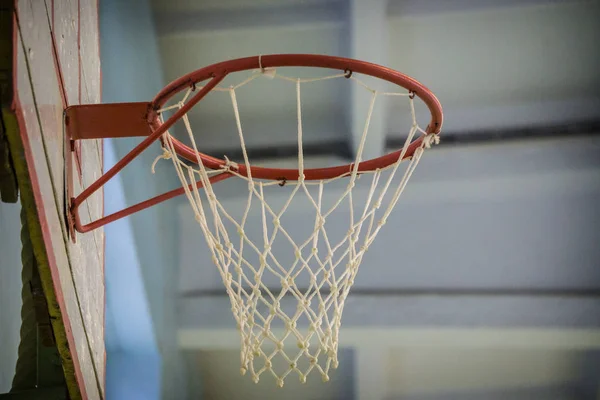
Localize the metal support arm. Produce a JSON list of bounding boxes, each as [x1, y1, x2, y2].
[[64, 74, 227, 241]]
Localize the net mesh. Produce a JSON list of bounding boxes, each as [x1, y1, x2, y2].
[[154, 68, 439, 386]]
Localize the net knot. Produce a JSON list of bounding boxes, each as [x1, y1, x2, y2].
[[151, 147, 173, 174], [317, 216, 325, 228], [221, 156, 239, 171], [281, 276, 294, 288], [423, 133, 440, 148], [261, 68, 277, 79], [286, 320, 297, 329], [257, 55, 277, 78]]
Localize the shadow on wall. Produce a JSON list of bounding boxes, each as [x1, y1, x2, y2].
[[0, 201, 23, 392], [104, 138, 161, 399], [100, 0, 182, 398]]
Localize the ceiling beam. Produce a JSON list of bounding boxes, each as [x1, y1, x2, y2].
[[179, 327, 600, 349], [387, 0, 568, 16], [178, 294, 600, 330], [155, 1, 347, 35], [349, 0, 389, 160]]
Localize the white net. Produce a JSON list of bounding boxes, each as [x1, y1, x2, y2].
[[154, 68, 439, 387]]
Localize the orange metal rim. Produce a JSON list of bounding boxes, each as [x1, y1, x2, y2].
[[150, 54, 443, 181]]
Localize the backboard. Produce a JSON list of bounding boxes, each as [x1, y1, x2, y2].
[[9, 1, 104, 399]]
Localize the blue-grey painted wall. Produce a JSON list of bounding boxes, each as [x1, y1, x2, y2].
[[106, 353, 161, 400]]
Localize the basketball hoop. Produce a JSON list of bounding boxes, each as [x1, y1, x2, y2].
[[64, 54, 443, 386]]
